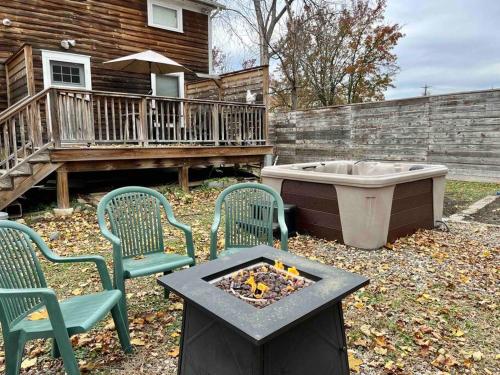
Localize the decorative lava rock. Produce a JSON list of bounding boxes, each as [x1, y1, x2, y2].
[[214, 262, 314, 308], [158, 245, 369, 375]]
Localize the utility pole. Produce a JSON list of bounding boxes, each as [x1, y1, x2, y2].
[[421, 84, 432, 96]]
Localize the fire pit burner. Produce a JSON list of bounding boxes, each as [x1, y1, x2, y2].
[[158, 246, 369, 375], [212, 261, 314, 308]]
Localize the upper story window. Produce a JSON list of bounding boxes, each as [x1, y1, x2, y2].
[[147, 0, 183, 33]]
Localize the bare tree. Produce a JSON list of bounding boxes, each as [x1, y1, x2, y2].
[[218, 0, 295, 66]]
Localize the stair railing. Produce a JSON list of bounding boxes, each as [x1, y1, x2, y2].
[[0, 88, 55, 181]]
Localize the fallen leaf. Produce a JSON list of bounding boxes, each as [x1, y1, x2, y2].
[[131, 338, 146, 346], [348, 351, 363, 373], [28, 309, 49, 321], [168, 347, 180, 358], [21, 358, 36, 369], [360, 324, 372, 337], [72, 288, 83, 296], [472, 351, 483, 361]]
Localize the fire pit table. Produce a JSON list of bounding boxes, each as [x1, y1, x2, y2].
[[158, 245, 369, 375]]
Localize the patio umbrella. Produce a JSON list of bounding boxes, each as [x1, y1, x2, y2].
[[103, 50, 191, 74]]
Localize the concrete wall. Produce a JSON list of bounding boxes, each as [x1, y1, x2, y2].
[[269, 89, 500, 181]]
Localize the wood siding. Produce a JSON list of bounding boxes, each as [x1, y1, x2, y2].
[[5, 45, 35, 106], [281, 180, 343, 242], [387, 179, 434, 242], [0, 0, 211, 112], [270, 89, 500, 181], [186, 66, 269, 104]]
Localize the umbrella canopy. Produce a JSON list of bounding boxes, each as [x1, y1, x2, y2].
[[103, 50, 191, 74]]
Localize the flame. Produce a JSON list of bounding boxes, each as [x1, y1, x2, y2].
[[274, 260, 285, 270], [255, 282, 270, 299], [245, 275, 257, 293], [287, 266, 299, 276]]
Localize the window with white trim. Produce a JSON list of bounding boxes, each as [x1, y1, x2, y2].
[[41, 50, 92, 90], [147, 0, 183, 33], [152, 72, 184, 98]]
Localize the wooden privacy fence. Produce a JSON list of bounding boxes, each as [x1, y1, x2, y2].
[[0, 88, 53, 179], [52, 89, 267, 145]]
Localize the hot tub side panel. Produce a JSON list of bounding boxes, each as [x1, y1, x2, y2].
[[281, 180, 344, 242], [387, 178, 434, 242]]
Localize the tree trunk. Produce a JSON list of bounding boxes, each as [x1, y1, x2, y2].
[[291, 84, 298, 110]]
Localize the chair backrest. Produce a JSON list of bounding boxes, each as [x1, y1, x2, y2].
[[0, 221, 47, 326], [97, 187, 168, 258], [215, 183, 285, 249]]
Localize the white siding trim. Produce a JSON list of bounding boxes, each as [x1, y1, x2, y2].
[[41, 50, 92, 90]]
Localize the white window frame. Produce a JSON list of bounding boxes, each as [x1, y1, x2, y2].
[[151, 72, 185, 98], [41, 50, 92, 90], [147, 0, 184, 33], [151, 72, 185, 128]]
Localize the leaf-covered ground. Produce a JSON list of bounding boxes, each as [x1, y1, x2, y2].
[[1, 184, 498, 374]]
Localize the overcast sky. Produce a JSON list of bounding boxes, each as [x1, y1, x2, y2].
[[384, 0, 500, 99], [214, 0, 500, 100]]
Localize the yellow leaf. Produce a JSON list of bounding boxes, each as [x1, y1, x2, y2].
[[131, 338, 146, 346], [28, 309, 49, 321], [71, 288, 82, 296], [348, 352, 363, 373], [353, 301, 365, 309], [452, 329, 465, 337], [170, 332, 180, 338], [21, 357, 37, 369], [168, 347, 180, 358], [384, 360, 394, 370], [459, 274, 471, 284], [274, 260, 284, 270], [133, 255, 145, 260]]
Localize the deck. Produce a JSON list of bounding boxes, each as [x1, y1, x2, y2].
[[0, 88, 271, 210]]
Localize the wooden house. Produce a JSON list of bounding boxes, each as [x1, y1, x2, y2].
[[0, 0, 271, 211]]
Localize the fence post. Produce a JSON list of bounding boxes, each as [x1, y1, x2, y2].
[[48, 89, 61, 148], [212, 103, 219, 146], [139, 97, 149, 146]]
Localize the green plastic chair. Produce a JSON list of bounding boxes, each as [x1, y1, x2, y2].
[[210, 183, 288, 260], [0, 220, 131, 375], [97, 186, 195, 326]]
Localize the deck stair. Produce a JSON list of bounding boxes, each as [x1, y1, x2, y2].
[[0, 89, 61, 210]]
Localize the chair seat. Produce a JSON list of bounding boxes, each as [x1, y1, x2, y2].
[[12, 290, 122, 338], [123, 252, 194, 279]]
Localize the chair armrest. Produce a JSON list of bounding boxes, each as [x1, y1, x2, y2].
[[276, 212, 289, 251], [169, 218, 196, 262], [100, 227, 121, 248], [209, 215, 222, 260], [0, 287, 57, 300], [43, 253, 113, 291]]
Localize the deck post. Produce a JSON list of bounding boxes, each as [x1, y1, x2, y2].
[[48, 89, 61, 148], [56, 170, 70, 209], [212, 104, 219, 146], [178, 166, 189, 193], [139, 97, 149, 146]]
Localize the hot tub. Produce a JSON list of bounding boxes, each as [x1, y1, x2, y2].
[[261, 161, 448, 249]]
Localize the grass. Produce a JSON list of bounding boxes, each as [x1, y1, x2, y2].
[[444, 180, 499, 216]]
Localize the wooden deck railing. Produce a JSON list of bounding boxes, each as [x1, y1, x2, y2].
[[52, 88, 267, 146], [0, 88, 53, 178]]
